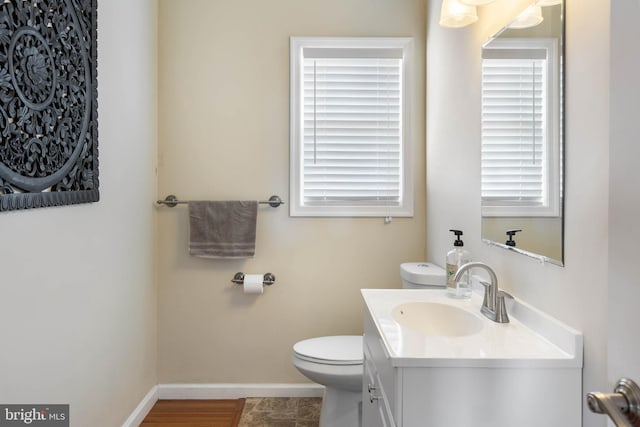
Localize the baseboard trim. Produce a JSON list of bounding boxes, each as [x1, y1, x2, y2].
[[157, 383, 325, 399], [121, 385, 158, 427]]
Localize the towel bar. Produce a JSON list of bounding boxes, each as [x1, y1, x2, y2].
[[231, 272, 276, 286], [157, 195, 285, 208]]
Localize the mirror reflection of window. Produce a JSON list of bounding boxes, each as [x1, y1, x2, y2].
[[480, 1, 564, 265], [481, 38, 560, 218]]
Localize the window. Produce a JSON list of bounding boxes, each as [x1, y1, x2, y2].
[[481, 38, 560, 217], [289, 37, 414, 217]]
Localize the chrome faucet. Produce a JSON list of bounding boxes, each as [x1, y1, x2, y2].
[[453, 262, 513, 323]]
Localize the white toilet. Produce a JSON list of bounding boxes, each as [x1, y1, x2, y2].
[[400, 262, 447, 289], [291, 262, 445, 427], [292, 335, 363, 427]]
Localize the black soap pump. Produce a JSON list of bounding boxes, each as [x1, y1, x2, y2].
[[505, 229, 522, 247], [446, 229, 472, 299]]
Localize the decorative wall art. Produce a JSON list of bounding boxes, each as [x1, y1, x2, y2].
[[0, 0, 98, 212]]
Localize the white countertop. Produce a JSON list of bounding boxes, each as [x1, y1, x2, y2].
[[361, 288, 583, 368]]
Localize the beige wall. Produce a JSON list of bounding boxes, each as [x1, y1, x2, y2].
[[426, 1, 609, 426], [157, 0, 426, 383], [482, 217, 562, 262], [0, 1, 158, 425]]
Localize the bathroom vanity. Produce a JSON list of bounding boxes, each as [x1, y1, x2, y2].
[[361, 289, 583, 427]]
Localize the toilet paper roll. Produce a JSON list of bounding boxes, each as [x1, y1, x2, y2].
[[243, 274, 264, 294]]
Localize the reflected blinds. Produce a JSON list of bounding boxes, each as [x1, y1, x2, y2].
[[481, 52, 547, 207]]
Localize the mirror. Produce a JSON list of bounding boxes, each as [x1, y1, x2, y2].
[[480, 1, 565, 265]]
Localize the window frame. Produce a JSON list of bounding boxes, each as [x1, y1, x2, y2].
[[480, 38, 560, 218], [289, 37, 414, 218]]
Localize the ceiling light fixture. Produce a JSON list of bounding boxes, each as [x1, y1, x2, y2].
[[508, 5, 544, 29], [439, 0, 478, 28], [459, 0, 496, 5]]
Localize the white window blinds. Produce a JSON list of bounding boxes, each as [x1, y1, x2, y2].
[[303, 55, 402, 205], [481, 39, 559, 217], [290, 38, 414, 217]]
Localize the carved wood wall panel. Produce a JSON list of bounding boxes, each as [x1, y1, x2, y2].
[[0, 0, 98, 211]]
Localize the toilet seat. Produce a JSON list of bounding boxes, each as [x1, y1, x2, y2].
[[293, 335, 363, 366]]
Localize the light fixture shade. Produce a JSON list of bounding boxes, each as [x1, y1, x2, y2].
[[439, 0, 478, 28], [508, 5, 544, 29], [536, 0, 561, 6], [459, 0, 496, 5]]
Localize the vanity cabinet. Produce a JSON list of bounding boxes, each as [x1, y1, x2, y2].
[[361, 304, 582, 427], [363, 343, 396, 427], [362, 310, 404, 427]]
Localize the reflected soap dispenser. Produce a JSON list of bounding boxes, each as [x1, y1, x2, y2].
[[505, 229, 522, 247], [446, 229, 472, 299]]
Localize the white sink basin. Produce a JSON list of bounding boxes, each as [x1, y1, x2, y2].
[[391, 302, 483, 336], [361, 289, 583, 368]]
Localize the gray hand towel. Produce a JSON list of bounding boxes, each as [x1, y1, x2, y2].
[[188, 200, 258, 259]]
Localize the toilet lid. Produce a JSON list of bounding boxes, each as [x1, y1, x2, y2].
[[293, 335, 363, 366]]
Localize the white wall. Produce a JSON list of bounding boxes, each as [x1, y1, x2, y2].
[[0, 1, 158, 426], [426, 0, 609, 425]]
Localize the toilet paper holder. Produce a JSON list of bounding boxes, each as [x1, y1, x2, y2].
[[231, 272, 276, 286]]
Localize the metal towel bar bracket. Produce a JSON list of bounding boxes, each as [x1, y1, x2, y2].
[[157, 195, 285, 208], [231, 272, 276, 286]]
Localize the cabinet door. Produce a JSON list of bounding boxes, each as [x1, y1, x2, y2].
[[364, 311, 402, 424], [363, 354, 385, 427], [364, 347, 397, 427]]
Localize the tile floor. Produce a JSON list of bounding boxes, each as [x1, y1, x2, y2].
[[238, 397, 322, 427]]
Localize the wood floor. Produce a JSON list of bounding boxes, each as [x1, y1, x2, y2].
[[140, 399, 245, 427]]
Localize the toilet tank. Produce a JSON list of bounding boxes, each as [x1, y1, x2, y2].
[[400, 263, 446, 289]]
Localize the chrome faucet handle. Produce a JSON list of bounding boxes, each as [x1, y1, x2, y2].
[[479, 280, 495, 311], [495, 290, 514, 324], [498, 290, 514, 299]]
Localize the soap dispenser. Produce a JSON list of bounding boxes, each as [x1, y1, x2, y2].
[[446, 229, 472, 298]]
